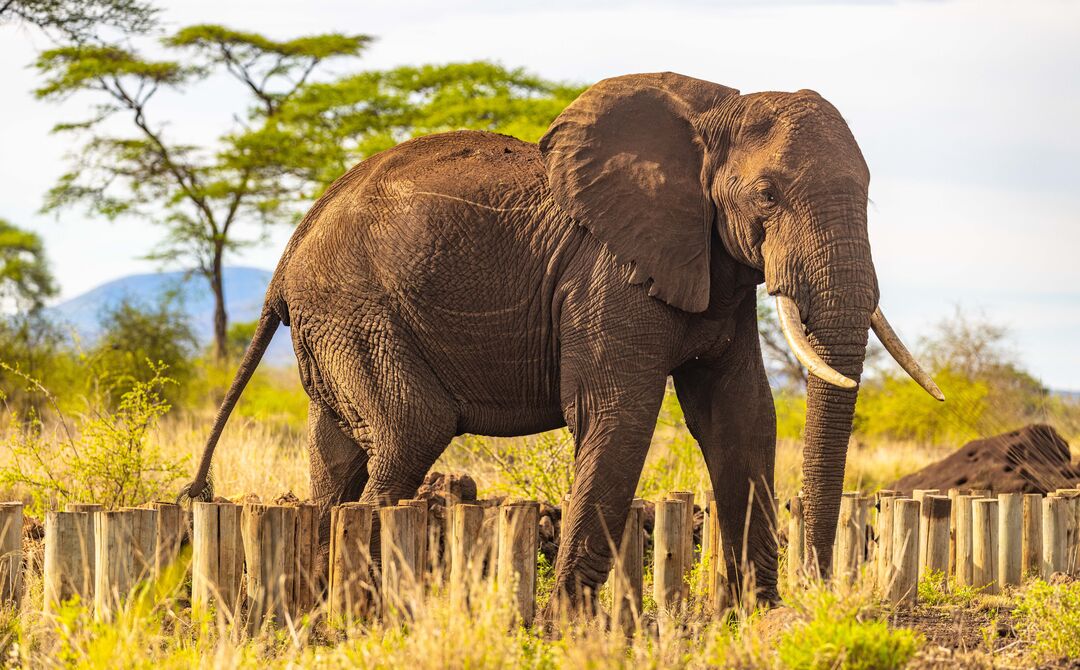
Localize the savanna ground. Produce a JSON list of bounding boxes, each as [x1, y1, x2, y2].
[[2, 313, 1080, 669]]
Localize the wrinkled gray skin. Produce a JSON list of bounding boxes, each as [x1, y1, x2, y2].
[[184, 72, 878, 611]]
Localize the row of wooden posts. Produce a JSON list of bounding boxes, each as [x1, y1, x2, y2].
[[788, 487, 1080, 605], [3, 486, 1078, 635]]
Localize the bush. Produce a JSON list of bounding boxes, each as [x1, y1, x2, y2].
[[89, 297, 197, 405], [777, 591, 922, 670], [1013, 579, 1080, 662], [0, 362, 187, 515]]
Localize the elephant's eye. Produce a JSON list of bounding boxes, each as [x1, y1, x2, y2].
[[758, 188, 779, 210]]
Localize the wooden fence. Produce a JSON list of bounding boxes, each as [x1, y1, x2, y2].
[[0, 486, 1077, 635]]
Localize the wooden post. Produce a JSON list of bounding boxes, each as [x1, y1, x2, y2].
[[612, 498, 644, 634], [152, 502, 184, 577], [448, 503, 486, 612], [913, 490, 939, 582], [997, 493, 1022, 588], [876, 496, 897, 592], [971, 498, 998, 594], [887, 499, 919, 605], [192, 502, 244, 616], [701, 490, 713, 576], [1042, 495, 1068, 578], [835, 493, 860, 583], [291, 502, 319, 613], [43, 510, 93, 613], [94, 510, 134, 621], [1022, 493, 1042, 578], [919, 495, 951, 585], [64, 504, 102, 596], [708, 497, 724, 608], [667, 491, 694, 599], [788, 496, 804, 588], [241, 504, 298, 635], [0, 503, 23, 607], [947, 488, 962, 576], [328, 502, 374, 622], [381, 505, 424, 620], [954, 494, 975, 587], [400, 499, 429, 581], [1056, 490, 1080, 575], [122, 507, 157, 582], [654, 499, 684, 637], [497, 501, 538, 626]]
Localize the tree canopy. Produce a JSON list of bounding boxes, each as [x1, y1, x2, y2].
[[0, 218, 57, 312], [0, 0, 157, 40]]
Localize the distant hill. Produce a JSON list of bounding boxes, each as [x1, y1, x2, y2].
[[49, 267, 295, 366]]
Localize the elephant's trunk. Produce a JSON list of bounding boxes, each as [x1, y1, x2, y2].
[[773, 204, 878, 577]]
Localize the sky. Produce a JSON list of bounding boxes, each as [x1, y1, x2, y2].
[[1, 0, 1078, 388]]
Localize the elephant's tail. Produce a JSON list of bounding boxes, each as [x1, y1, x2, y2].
[[177, 305, 281, 503]]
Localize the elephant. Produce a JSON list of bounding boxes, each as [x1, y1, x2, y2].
[[180, 71, 942, 610]]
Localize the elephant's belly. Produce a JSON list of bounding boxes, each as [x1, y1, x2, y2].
[[456, 402, 566, 438]]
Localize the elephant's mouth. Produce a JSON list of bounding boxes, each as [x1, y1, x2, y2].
[[773, 293, 944, 401]]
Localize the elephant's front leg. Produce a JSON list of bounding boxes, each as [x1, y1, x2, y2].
[[548, 372, 667, 616], [673, 310, 780, 606]]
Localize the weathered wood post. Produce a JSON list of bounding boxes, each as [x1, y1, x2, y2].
[[1042, 495, 1068, 578], [654, 498, 685, 638], [0, 503, 23, 607], [497, 501, 539, 626], [64, 503, 102, 596], [241, 504, 298, 635], [971, 498, 998, 594], [290, 502, 319, 613], [788, 495, 804, 587], [1022, 493, 1043, 578], [612, 498, 644, 634], [381, 504, 424, 620], [1056, 490, 1080, 575], [152, 502, 184, 577], [192, 502, 244, 616], [919, 495, 951, 586], [707, 497, 724, 609], [122, 507, 157, 582], [667, 491, 694, 599], [328, 503, 374, 622], [997, 493, 1023, 588], [954, 494, 975, 587], [835, 493, 861, 583], [94, 510, 134, 621], [876, 495, 897, 592], [887, 499, 919, 605], [947, 488, 962, 575], [329, 503, 375, 619], [400, 498, 430, 580], [43, 510, 93, 613], [448, 503, 486, 612]]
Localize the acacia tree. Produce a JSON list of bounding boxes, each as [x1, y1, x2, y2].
[[0, 218, 57, 312], [35, 26, 371, 359], [243, 61, 585, 196], [0, 0, 156, 40]]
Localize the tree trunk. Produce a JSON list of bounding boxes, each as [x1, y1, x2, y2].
[[210, 246, 228, 362]]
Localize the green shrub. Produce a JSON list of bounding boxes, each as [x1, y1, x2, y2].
[[777, 591, 922, 670], [916, 569, 982, 607], [90, 297, 197, 405], [1013, 579, 1080, 662], [0, 362, 187, 515]]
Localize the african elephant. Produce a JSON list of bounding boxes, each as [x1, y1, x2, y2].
[[181, 72, 942, 609]]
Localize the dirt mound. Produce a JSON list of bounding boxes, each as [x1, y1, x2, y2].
[[893, 424, 1080, 494]]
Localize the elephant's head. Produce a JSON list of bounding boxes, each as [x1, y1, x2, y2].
[[540, 72, 942, 576]]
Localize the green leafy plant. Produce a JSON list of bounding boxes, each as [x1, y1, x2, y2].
[[450, 432, 574, 504], [777, 591, 922, 670], [916, 569, 983, 607], [1013, 579, 1080, 662], [0, 361, 187, 515]]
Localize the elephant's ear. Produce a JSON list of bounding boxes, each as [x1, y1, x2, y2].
[[539, 73, 739, 313]]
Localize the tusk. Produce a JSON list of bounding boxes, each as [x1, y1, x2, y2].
[[775, 295, 858, 390], [871, 306, 945, 402]]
